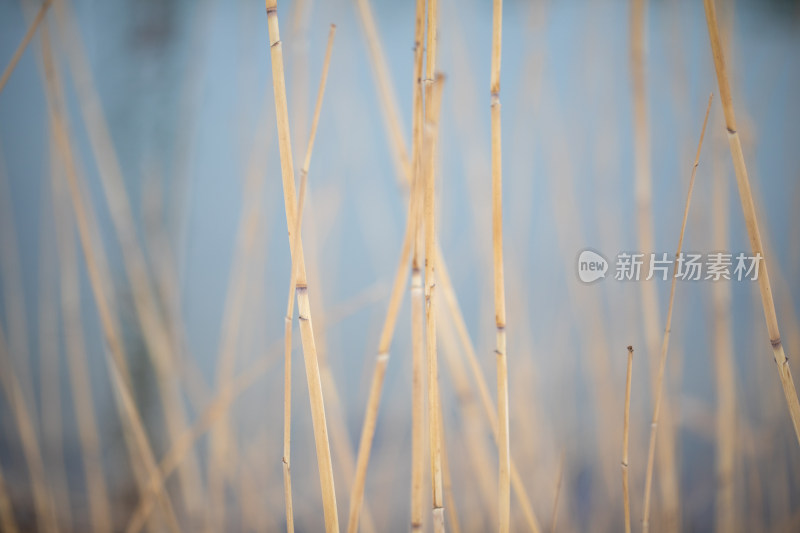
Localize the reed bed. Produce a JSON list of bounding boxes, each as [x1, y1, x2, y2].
[[1, 0, 800, 531]]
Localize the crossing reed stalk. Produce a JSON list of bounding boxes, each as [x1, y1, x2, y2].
[[265, 1, 339, 530], [284, 24, 336, 533]]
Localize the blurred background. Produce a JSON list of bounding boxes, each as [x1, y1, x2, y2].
[[1, 0, 800, 531]]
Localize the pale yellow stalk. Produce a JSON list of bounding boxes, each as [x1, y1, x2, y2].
[[265, 1, 338, 530], [642, 94, 713, 532], [622, 346, 634, 533], [702, 0, 800, 446], [51, 0, 204, 515], [353, 0, 410, 187], [51, 159, 113, 533], [630, 0, 680, 526], [0, 464, 17, 533], [39, 23, 180, 532], [424, 72, 446, 533], [437, 249, 541, 533], [490, 0, 510, 530], [284, 24, 336, 533], [347, 169, 417, 533], [0, 327, 57, 532], [0, 0, 50, 93]]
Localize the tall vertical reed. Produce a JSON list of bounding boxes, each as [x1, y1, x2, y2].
[[622, 346, 634, 533], [630, 0, 680, 526], [52, 0, 204, 515], [702, 0, 800, 446], [490, 0, 511, 530], [265, 1, 339, 530], [39, 22, 180, 533], [284, 24, 337, 533], [0, 329, 57, 532], [424, 72, 446, 533], [642, 94, 713, 533]]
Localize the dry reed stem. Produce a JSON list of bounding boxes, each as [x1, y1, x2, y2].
[[642, 94, 713, 533], [710, 128, 737, 533], [353, 0, 410, 186], [490, 0, 511, 530], [702, 0, 800, 446], [265, 1, 338, 530], [549, 452, 565, 533], [205, 94, 274, 529], [438, 302, 498, 524], [51, 161, 113, 533], [0, 327, 57, 532], [630, 0, 681, 526], [51, 0, 204, 515], [437, 249, 541, 533], [0, 0, 51, 94], [622, 346, 634, 533], [347, 170, 416, 533], [126, 344, 282, 533], [39, 143, 72, 529], [39, 25, 180, 533], [440, 413, 461, 533], [0, 464, 17, 533], [424, 73, 446, 533], [283, 24, 336, 533], [0, 151, 36, 443], [131, 282, 399, 532], [409, 1, 427, 528], [326, 0, 538, 526]]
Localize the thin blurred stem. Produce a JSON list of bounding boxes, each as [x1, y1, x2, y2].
[[642, 94, 713, 533], [39, 22, 180, 533], [0, 0, 50, 93], [0, 328, 57, 532]]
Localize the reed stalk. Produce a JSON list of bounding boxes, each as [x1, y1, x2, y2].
[[411, 4, 428, 531], [424, 71, 446, 533], [0, 328, 57, 532], [39, 24, 180, 533], [550, 453, 565, 533], [630, 0, 681, 526], [39, 142, 71, 529], [51, 0, 204, 516], [438, 302, 497, 525], [622, 346, 634, 533], [283, 24, 336, 533], [126, 282, 383, 533], [0, 465, 17, 533], [347, 164, 417, 533], [490, 0, 511, 529], [702, 0, 800, 446], [51, 159, 113, 533], [265, 1, 338, 530], [437, 249, 541, 533], [0, 0, 51, 94], [353, 0, 410, 187], [642, 94, 713, 533]]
